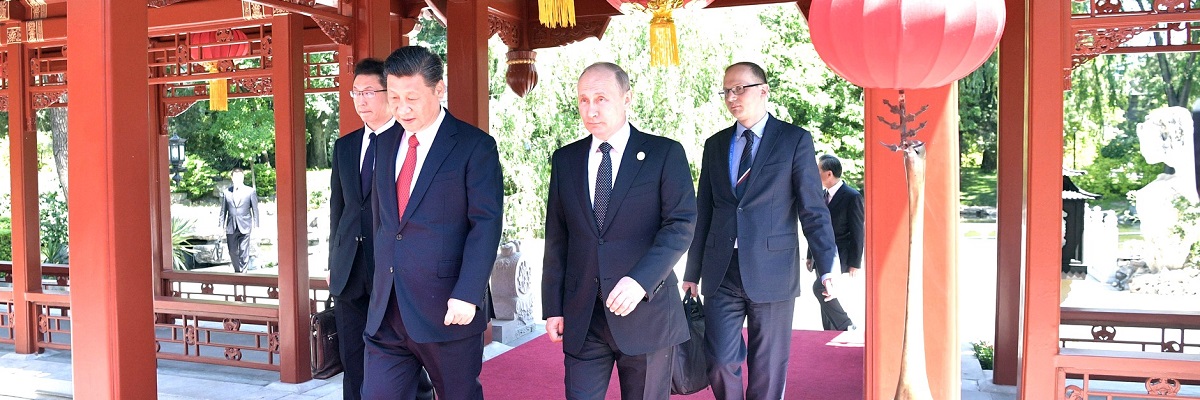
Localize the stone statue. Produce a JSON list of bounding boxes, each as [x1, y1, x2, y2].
[[490, 240, 535, 343], [1131, 107, 1198, 271]]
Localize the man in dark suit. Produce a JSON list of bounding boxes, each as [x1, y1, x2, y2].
[[218, 168, 258, 273], [808, 154, 863, 331], [542, 62, 696, 400], [362, 46, 503, 400], [328, 58, 432, 400], [682, 62, 839, 400]]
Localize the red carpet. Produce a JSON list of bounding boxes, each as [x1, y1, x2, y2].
[[481, 330, 864, 399]]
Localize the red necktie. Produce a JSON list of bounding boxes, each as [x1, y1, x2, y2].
[[396, 134, 419, 219]]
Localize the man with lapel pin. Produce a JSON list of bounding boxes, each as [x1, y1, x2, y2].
[[542, 62, 697, 399], [328, 58, 433, 400], [362, 46, 503, 400], [683, 62, 839, 400]]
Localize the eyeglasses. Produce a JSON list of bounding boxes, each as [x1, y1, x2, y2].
[[349, 89, 386, 99], [717, 83, 767, 98]]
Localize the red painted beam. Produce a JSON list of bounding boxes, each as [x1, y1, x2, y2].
[[272, 12, 313, 384], [446, 0, 488, 130], [5, 42, 40, 355], [66, 0, 158, 398], [1020, 0, 1068, 396], [993, 0, 1027, 386]]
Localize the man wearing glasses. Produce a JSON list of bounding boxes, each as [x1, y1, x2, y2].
[[683, 62, 839, 400], [328, 58, 432, 400]]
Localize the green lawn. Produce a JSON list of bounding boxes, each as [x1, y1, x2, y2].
[[961, 168, 996, 207]]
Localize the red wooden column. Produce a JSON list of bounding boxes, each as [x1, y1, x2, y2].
[[1019, 0, 1068, 396], [863, 86, 960, 399], [66, 1, 158, 398], [337, 0, 393, 136], [993, 0, 1029, 386], [274, 12, 313, 384], [445, 0, 489, 130], [150, 87, 171, 289], [6, 42, 40, 355]]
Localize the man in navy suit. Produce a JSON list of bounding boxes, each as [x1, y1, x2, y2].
[[362, 46, 503, 400], [683, 62, 839, 400], [808, 154, 863, 331], [328, 58, 432, 400], [542, 62, 697, 399]]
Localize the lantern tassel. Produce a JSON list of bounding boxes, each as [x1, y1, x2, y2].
[[538, 0, 575, 28], [209, 78, 229, 111], [201, 62, 228, 111], [648, 5, 679, 67]]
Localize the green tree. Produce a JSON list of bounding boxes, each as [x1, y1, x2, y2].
[[758, 6, 865, 187], [958, 53, 998, 172]]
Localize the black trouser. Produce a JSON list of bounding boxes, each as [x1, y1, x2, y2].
[[363, 289, 478, 400], [812, 276, 854, 331], [226, 231, 251, 273], [562, 299, 673, 400]]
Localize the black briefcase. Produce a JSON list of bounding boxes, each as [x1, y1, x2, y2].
[[311, 298, 343, 379], [671, 289, 710, 395]]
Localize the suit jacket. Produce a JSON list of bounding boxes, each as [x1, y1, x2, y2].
[[684, 115, 837, 303], [328, 124, 401, 297], [219, 185, 259, 235], [365, 110, 504, 344], [827, 183, 865, 272], [541, 126, 696, 356]]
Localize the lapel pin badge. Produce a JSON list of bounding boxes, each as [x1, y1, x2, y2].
[[636, 151, 645, 161]]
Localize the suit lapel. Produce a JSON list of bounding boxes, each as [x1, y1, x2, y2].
[[342, 129, 367, 205], [570, 140, 599, 236], [741, 115, 782, 203], [713, 127, 737, 202], [398, 110, 459, 230], [598, 127, 647, 237], [374, 124, 401, 225]]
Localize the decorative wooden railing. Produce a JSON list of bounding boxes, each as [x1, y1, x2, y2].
[[0, 262, 331, 373], [1059, 306, 1200, 398]]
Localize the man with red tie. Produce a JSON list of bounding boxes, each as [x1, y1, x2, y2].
[[361, 45, 503, 400]]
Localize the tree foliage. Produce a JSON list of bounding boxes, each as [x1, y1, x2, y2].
[[483, 5, 867, 240]]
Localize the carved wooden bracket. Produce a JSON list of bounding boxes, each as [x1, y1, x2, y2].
[[313, 16, 351, 46], [147, 0, 192, 7], [31, 89, 66, 110], [488, 14, 519, 49], [1070, 26, 1151, 71], [529, 17, 609, 49], [233, 77, 272, 94], [0, 95, 8, 113]]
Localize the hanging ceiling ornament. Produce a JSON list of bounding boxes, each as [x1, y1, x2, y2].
[[538, 0, 577, 28], [189, 29, 251, 111], [606, 0, 712, 67]]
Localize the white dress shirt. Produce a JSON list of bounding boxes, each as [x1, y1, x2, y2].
[[361, 118, 396, 172], [587, 121, 632, 207], [394, 109, 447, 195]]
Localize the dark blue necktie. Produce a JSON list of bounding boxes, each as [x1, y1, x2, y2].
[[735, 130, 755, 199], [595, 142, 613, 231], [360, 132, 377, 196]]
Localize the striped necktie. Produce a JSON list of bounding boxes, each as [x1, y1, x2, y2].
[[735, 130, 755, 199]]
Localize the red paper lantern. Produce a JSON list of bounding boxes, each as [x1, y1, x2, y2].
[[808, 0, 1005, 90], [189, 29, 251, 111]]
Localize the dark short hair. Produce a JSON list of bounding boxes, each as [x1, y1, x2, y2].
[[726, 62, 768, 84], [818, 154, 842, 178], [384, 46, 443, 87], [353, 58, 387, 88], [580, 62, 631, 93], [231, 168, 245, 175]]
